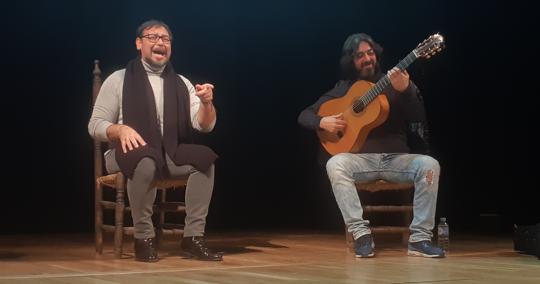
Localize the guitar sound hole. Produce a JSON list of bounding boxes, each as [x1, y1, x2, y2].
[[337, 131, 343, 139], [353, 100, 365, 113]]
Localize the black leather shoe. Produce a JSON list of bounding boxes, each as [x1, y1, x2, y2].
[[134, 238, 159, 262], [181, 236, 223, 261]]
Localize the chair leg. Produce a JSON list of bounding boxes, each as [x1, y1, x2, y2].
[[345, 225, 355, 253], [402, 232, 409, 246], [155, 188, 166, 248], [403, 210, 412, 246], [95, 182, 104, 254], [114, 173, 126, 259]]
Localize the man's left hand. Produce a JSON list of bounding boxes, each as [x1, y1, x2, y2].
[[195, 83, 214, 104], [387, 67, 410, 93]]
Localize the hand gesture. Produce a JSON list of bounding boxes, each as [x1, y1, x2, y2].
[[118, 125, 146, 153], [320, 113, 347, 134], [195, 83, 214, 104]]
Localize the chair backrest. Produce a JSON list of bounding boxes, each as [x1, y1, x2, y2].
[[91, 60, 104, 181]]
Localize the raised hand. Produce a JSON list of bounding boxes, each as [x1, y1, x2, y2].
[[195, 83, 214, 105]]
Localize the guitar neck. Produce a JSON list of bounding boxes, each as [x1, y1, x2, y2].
[[359, 51, 418, 106]]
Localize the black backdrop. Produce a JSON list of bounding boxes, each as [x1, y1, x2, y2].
[[2, 0, 537, 235]]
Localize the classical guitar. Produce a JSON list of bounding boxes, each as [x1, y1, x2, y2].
[[317, 33, 444, 155]]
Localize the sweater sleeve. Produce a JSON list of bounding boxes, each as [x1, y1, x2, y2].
[[397, 81, 430, 154], [297, 80, 351, 131], [395, 80, 426, 122], [178, 75, 216, 133], [88, 70, 124, 142]]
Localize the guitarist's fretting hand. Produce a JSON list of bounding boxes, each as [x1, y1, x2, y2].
[[319, 113, 347, 134], [387, 67, 410, 93]]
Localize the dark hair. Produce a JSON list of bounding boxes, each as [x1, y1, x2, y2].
[[136, 19, 173, 40], [339, 33, 383, 80]]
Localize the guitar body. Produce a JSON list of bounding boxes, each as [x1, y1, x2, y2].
[[317, 80, 389, 155]]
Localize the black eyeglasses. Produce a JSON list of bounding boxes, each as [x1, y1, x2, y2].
[[353, 49, 375, 60], [140, 34, 171, 44]]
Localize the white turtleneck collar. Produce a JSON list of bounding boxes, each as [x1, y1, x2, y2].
[[141, 58, 166, 75]]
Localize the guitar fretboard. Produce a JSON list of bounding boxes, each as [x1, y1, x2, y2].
[[353, 51, 418, 113]]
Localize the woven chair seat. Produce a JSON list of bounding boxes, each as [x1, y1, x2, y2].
[[97, 173, 187, 189]]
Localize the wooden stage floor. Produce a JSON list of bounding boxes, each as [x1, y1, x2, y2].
[[0, 232, 538, 283]]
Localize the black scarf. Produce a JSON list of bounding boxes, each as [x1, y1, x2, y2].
[[115, 57, 217, 178]]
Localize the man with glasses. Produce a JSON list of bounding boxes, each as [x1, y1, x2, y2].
[[89, 20, 222, 262], [297, 33, 445, 258]]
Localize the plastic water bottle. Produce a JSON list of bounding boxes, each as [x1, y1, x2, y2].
[[437, 217, 450, 252]]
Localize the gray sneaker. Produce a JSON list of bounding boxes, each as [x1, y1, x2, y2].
[[354, 234, 375, 258], [407, 240, 445, 258]]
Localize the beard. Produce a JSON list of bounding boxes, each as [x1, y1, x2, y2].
[[357, 60, 380, 82], [146, 56, 168, 68], [143, 46, 170, 68]]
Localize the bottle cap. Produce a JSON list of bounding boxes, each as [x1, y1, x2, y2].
[[440, 217, 446, 222]]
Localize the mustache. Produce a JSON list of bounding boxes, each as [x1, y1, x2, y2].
[[361, 61, 374, 68]]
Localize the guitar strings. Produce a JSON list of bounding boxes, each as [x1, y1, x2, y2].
[[352, 52, 417, 113]]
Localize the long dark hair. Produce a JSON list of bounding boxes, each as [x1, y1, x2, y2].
[[339, 33, 383, 80]]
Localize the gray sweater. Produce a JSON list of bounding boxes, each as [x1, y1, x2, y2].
[[88, 61, 216, 142]]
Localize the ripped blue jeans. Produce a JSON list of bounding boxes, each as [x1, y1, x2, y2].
[[326, 153, 440, 242]]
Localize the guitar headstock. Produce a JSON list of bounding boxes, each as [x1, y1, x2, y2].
[[415, 33, 445, 59]]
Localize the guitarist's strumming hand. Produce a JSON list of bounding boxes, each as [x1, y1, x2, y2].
[[320, 113, 347, 134], [388, 67, 410, 93]]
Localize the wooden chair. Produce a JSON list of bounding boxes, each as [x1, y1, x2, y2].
[[345, 180, 414, 251], [91, 60, 187, 258]]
